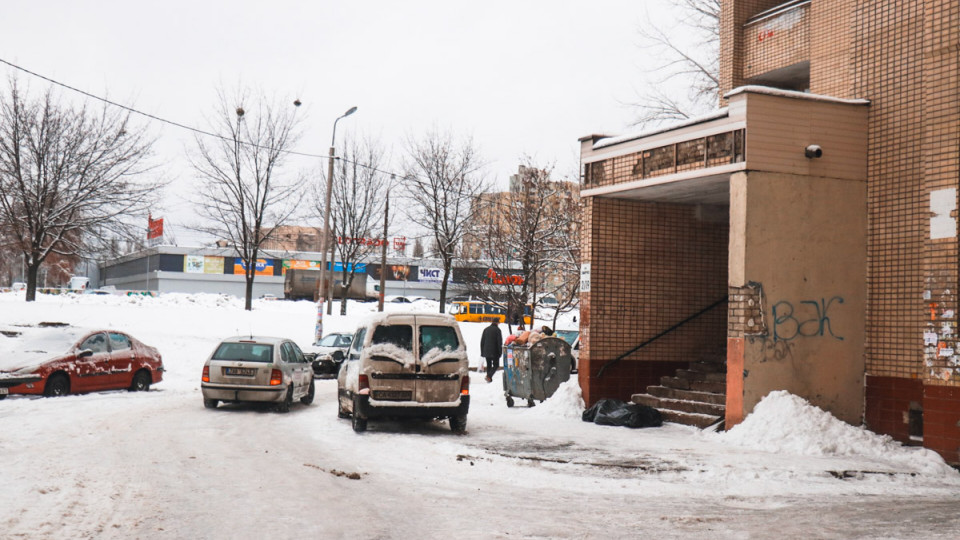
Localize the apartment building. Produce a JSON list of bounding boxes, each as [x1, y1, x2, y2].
[[578, 0, 960, 464]]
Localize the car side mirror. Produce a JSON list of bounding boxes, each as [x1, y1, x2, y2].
[[77, 349, 94, 359]]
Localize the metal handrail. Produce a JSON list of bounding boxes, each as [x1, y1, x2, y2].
[[596, 296, 728, 378]]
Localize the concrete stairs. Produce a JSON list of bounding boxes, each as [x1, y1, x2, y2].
[[631, 361, 726, 429]]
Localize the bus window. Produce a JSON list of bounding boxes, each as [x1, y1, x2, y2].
[[469, 303, 481, 315]]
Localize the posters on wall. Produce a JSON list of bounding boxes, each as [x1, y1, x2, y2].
[[184, 256, 226, 274], [203, 257, 224, 274], [281, 260, 367, 275]]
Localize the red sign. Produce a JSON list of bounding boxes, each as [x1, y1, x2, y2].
[[486, 268, 524, 286], [147, 216, 164, 240]]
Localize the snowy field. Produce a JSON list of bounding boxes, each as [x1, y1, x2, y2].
[[1, 292, 959, 539]]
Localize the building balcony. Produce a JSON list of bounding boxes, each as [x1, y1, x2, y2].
[[743, 0, 810, 90], [579, 85, 868, 205]]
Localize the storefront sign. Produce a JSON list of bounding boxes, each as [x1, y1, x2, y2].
[[418, 267, 452, 283]]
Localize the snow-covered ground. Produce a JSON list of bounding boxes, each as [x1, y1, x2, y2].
[[1, 292, 959, 539]]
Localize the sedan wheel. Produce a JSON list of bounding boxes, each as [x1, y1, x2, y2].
[[203, 398, 219, 409], [44, 374, 70, 397], [301, 380, 315, 405], [130, 370, 151, 392], [275, 386, 294, 413]]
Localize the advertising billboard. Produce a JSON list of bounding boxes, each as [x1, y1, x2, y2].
[[369, 264, 415, 281], [204, 256, 224, 274], [185, 255, 226, 274], [234, 258, 275, 276], [282, 260, 367, 275], [184, 255, 205, 273]]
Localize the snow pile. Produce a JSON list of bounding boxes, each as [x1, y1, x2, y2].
[[713, 391, 958, 476], [528, 377, 585, 419]]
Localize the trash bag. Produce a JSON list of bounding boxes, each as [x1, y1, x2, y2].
[[582, 398, 662, 428]]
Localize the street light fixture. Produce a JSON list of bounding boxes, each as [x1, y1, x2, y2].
[[315, 105, 357, 341]]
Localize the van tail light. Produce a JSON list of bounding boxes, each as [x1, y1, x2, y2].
[[201, 366, 210, 383], [270, 369, 283, 386], [460, 375, 470, 396]]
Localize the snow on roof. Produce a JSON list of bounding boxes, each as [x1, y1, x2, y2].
[[0, 325, 88, 372], [723, 85, 871, 105], [710, 390, 957, 476], [591, 109, 730, 150]]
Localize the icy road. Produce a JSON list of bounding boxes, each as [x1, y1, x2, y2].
[[1, 293, 959, 539]]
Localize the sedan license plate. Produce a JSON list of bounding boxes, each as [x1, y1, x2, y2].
[[0, 387, 8, 395], [372, 390, 412, 401], [224, 367, 256, 376]]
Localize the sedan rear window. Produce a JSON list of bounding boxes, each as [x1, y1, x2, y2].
[[213, 343, 274, 362]]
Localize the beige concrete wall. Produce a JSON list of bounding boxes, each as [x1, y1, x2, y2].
[[738, 92, 868, 181], [729, 170, 866, 425]]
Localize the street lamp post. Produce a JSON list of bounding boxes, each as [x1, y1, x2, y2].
[[315, 106, 357, 342]]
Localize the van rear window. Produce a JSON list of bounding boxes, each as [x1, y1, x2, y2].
[[420, 326, 460, 358], [213, 343, 274, 362], [372, 325, 413, 351]]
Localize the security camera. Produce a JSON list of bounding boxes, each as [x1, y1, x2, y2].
[[805, 144, 823, 159]]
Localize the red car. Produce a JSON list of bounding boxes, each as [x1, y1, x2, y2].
[[0, 325, 164, 399]]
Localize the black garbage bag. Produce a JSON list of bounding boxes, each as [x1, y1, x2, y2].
[[582, 398, 662, 428]]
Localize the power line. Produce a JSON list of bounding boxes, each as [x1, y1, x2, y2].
[[0, 56, 405, 173]]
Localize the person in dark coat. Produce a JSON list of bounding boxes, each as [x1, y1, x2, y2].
[[479, 320, 503, 382]]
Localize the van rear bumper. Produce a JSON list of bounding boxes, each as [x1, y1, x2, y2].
[[357, 394, 470, 420]]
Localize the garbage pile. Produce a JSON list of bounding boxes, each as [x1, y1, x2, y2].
[[582, 398, 662, 428]]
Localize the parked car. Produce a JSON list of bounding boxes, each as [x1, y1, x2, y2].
[[200, 336, 314, 412], [304, 332, 353, 378], [337, 312, 470, 433], [0, 325, 164, 399]]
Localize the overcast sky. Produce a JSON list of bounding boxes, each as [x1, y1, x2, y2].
[[0, 1, 680, 243]]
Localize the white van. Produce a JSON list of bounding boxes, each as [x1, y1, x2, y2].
[[337, 312, 470, 433]]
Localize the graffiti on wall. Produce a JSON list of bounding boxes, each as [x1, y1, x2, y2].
[[739, 282, 847, 362], [771, 296, 845, 342]]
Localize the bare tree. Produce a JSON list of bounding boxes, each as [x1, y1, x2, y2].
[[411, 236, 424, 258], [0, 79, 158, 301], [321, 136, 390, 315], [403, 130, 487, 311], [463, 160, 580, 331], [633, 0, 720, 126], [190, 88, 303, 310]]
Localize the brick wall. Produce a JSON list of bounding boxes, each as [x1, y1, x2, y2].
[[865, 375, 924, 445], [923, 385, 960, 464], [579, 197, 728, 406], [854, 1, 927, 380]]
